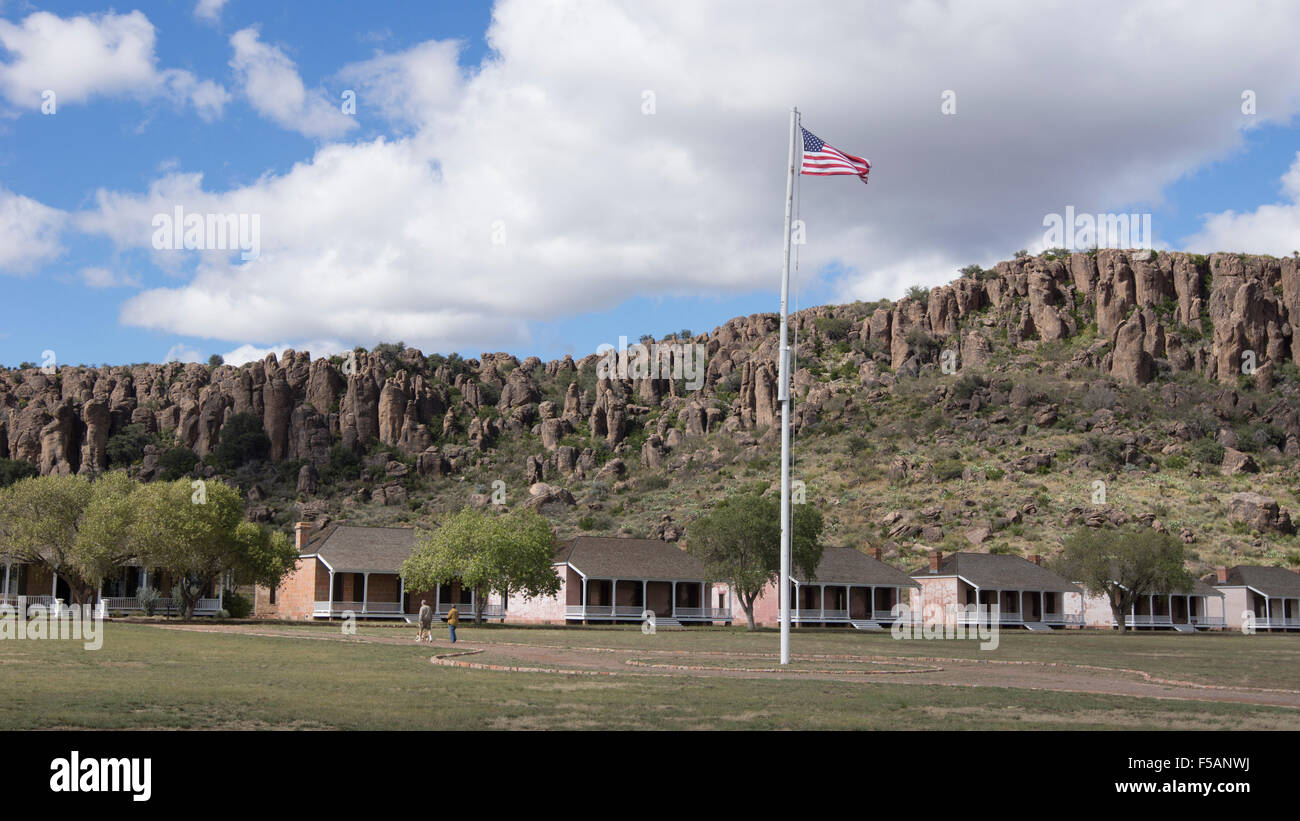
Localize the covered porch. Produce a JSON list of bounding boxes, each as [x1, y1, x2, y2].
[[2, 561, 223, 616], [564, 577, 731, 624], [789, 582, 908, 625], [1126, 592, 1226, 629], [958, 585, 1081, 627], [1244, 591, 1300, 630], [309, 568, 504, 620]]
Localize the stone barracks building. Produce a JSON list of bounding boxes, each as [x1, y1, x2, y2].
[[251, 523, 1299, 633]]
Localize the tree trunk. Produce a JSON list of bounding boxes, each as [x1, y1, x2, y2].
[[742, 593, 757, 631], [475, 585, 484, 624], [1108, 590, 1128, 633]]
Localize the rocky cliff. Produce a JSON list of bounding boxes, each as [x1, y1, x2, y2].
[[3, 249, 1299, 570]]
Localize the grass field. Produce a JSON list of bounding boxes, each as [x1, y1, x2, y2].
[[2, 621, 1298, 730]]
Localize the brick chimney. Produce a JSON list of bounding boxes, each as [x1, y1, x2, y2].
[[294, 521, 312, 552], [868, 547, 882, 561], [928, 549, 942, 573], [1216, 565, 1229, 584], [1028, 554, 1043, 566]]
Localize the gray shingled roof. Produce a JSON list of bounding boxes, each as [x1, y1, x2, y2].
[[1214, 565, 1300, 597], [303, 525, 418, 573], [796, 547, 919, 587], [911, 552, 1081, 593], [557, 536, 707, 580]]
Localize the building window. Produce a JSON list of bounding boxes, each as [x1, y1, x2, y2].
[[269, 586, 277, 605]]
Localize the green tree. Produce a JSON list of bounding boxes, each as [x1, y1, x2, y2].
[[207, 354, 224, 369], [401, 507, 560, 624], [129, 479, 295, 619], [1052, 526, 1194, 633], [74, 471, 140, 593], [687, 492, 824, 630], [0, 474, 96, 603], [210, 413, 270, 471], [106, 423, 157, 467]]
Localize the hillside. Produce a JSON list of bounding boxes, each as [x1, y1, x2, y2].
[[3, 248, 1300, 575]]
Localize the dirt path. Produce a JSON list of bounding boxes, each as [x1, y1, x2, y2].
[[143, 622, 1300, 710]]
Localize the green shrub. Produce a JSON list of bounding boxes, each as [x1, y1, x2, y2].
[[639, 475, 670, 490], [813, 316, 853, 341], [931, 459, 964, 481], [1081, 433, 1125, 468], [0, 458, 38, 488], [1189, 437, 1225, 465], [106, 424, 158, 467], [158, 447, 200, 481], [210, 413, 271, 471], [223, 589, 252, 619]]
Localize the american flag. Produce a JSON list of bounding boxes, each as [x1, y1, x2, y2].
[[800, 127, 870, 183]]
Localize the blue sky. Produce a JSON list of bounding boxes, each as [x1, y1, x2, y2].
[[4, 1, 1300, 368]]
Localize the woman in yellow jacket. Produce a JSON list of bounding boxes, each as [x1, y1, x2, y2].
[[446, 605, 459, 643]]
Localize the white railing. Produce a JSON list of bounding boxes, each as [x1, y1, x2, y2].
[[1190, 615, 1225, 627], [1126, 614, 1176, 626], [562, 604, 644, 619], [1250, 616, 1300, 629], [312, 600, 416, 617], [440, 604, 504, 619], [790, 608, 850, 621], [101, 596, 221, 614], [674, 607, 732, 620]]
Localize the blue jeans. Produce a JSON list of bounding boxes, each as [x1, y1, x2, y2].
[[449, 624, 457, 643]]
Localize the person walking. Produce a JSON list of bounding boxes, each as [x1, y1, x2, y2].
[[446, 604, 459, 643], [417, 599, 433, 642]]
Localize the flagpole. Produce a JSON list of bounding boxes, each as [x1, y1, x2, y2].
[[778, 106, 798, 666]]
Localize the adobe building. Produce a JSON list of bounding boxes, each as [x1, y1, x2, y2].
[[910, 550, 1081, 630], [254, 522, 503, 620], [1068, 581, 1225, 631], [1211, 565, 1300, 631], [725, 546, 919, 628], [507, 536, 732, 626]]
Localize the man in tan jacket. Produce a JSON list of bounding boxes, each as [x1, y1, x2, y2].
[[416, 599, 433, 642]]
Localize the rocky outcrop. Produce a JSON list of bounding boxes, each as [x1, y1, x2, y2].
[[1228, 492, 1294, 534]]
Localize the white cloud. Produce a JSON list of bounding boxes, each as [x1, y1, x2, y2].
[[0, 11, 229, 119], [74, 0, 1300, 355], [1183, 152, 1300, 256], [80, 266, 141, 289], [221, 339, 349, 366], [194, 0, 229, 25], [163, 343, 202, 364], [229, 27, 357, 140], [0, 187, 65, 273]]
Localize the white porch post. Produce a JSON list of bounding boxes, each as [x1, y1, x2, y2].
[[327, 569, 335, 619], [581, 578, 588, 620], [699, 581, 705, 617], [611, 579, 618, 618], [671, 581, 677, 618], [3, 562, 9, 596], [398, 577, 405, 615], [361, 572, 370, 614], [642, 580, 647, 614]]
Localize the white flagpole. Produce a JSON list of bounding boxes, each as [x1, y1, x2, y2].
[[778, 106, 798, 665]]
